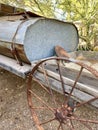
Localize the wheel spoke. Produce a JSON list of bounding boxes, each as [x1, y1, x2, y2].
[[57, 60, 67, 97], [66, 67, 83, 103], [73, 114, 93, 130], [33, 77, 50, 94], [76, 96, 98, 108], [69, 119, 74, 129], [67, 116, 98, 124], [66, 120, 75, 130], [31, 107, 56, 110], [40, 118, 55, 126], [80, 121, 92, 130], [41, 63, 58, 107], [57, 123, 61, 130], [29, 90, 54, 112], [61, 124, 64, 130]]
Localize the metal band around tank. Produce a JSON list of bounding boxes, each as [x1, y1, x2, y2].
[[11, 19, 28, 66]]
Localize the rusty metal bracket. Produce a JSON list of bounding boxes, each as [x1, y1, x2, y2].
[[11, 20, 27, 66]]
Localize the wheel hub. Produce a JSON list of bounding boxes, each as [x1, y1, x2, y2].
[[55, 105, 73, 123]]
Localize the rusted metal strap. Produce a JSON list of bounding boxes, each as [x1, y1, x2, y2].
[[11, 20, 27, 66]]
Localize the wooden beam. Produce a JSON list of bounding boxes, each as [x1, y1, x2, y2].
[[34, 71, 98, 108], [0, 3, 15, 13], [0, 54, 32, 78], [0, 3, 25, 16]]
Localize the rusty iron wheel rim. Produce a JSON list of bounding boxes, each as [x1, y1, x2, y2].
[[27, 57, 98, 130]]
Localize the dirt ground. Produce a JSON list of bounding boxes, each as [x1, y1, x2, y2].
[[0, 67, 98, 130]]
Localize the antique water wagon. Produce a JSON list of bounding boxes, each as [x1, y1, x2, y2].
[[0, 4, 98, 130]]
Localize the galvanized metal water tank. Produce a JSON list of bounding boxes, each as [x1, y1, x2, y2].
[[0, 14, 79, 64]]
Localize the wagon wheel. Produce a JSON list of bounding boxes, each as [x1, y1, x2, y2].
[[27, 57, 98, 130]]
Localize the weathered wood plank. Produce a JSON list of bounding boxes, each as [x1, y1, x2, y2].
[[45, 64, 98, 88], [0, 3, 15, 13], [34, 71, 98, 108], [0, 3, 25, 16], [70, 51, 98, 61], [0, 54, 32, 78], [33, 64, 98, 96]]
